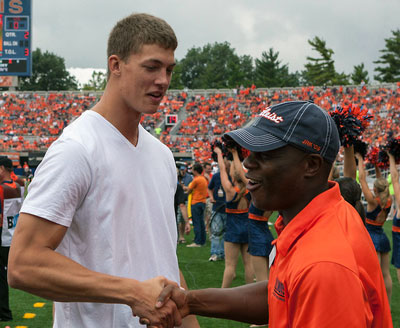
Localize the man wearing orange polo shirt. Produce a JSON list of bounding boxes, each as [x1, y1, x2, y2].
[[185, 163, 208, 247], [150, 101, 392, 328]]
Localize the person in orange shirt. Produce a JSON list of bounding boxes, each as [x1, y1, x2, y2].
[[147, 101, 392, 328], [185, 163, 208, 247]]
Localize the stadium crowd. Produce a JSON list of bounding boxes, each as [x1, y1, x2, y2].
[[0, 84, 398, 160], [162, 83, 400, 163]]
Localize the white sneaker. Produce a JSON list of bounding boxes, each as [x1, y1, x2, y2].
[[208, 254, 218, 262], [186, 243, 201, 248]]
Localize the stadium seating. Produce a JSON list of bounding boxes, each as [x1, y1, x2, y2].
[[0, 84, 398, 164]]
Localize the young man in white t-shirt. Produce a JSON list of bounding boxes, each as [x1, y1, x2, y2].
[[8, 13, 198, 328]]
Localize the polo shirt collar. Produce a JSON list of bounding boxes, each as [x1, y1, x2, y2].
[[273, 181, 342, 257]]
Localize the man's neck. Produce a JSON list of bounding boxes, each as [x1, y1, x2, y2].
[[0, 173, 12, 184], [92, 88, 141, 146], [280, 181, 330, 226]]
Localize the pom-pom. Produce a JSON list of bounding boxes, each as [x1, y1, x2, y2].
[[329, 104, 373, 147], [387, 137, 400, 162], [210, 139, 227, 162], [378, 150, 389, 169], [222, 135, 249, 161], [366, 147, 379, 165], [353, 139, 368, 159], [366, 146, 389, 169]]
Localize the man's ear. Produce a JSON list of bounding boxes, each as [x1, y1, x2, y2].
[[108, 55, 122, 77], [304, 154, 323, 178]]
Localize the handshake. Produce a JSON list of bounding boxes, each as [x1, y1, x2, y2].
[[132, 276, 269, 327], [131, 276, 191, 328]]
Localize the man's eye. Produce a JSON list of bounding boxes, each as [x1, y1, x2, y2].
[[144, 66, 157, 71]]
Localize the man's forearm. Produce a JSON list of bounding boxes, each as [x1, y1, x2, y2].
[[180, 204, 189, 222], [10, 245, 138, 303], [186, 281, 269, 324]]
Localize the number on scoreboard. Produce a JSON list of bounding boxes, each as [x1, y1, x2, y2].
[[165, 114, 178, 126]]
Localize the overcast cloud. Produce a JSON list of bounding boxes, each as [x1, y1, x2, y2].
[[33, 0, 399, 84]]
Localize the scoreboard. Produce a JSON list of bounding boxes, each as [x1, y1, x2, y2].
[[0, 0, 31, 76], [165, 114, 178, 126]]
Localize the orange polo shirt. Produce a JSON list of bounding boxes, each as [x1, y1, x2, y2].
[[189, 175, 208, 205], [268, 182, 392, 328]]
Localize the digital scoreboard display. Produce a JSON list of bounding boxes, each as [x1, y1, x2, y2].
[[165, 114, 178, 126], [0, 0, 31, 76]]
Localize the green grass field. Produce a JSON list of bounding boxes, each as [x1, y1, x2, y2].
[[3, 214, 399, 328]]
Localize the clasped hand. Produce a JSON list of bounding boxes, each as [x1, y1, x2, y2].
[[135, 278, 188, 328]]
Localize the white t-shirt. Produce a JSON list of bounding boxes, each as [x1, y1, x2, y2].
[[1, 184, 23, 247], [21, 110, 180, 328]]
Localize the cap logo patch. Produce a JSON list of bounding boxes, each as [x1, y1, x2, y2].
[[258, 108, 283, 124]]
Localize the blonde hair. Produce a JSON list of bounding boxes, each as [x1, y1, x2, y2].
[[374, 177, 390, 208]]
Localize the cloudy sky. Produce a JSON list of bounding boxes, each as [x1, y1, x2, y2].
[[33, 0, 399, 85]]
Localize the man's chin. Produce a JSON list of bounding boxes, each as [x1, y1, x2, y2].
[[139, 106, 160, 115]]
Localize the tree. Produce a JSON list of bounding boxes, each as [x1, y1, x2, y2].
[[82, 70, 107, 91], [302, 36, 349, 86], [351, 63, 370, 84], [201, 42, 243, 89], [19, 48, 78, 91], [179, 46, 207, 89], [178, 42, 253, 89], [230, 55, 254, 88], [374, 29, 400, 82], [169, 59, 183, 89], [254, 48, 299, 87]]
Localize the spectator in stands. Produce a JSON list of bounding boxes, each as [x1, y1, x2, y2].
[[8, 13, 199, 328], [356, 152, 392, 303], [150, 101, 391, 328], [0, 156, 23, 322], [185, 163, 208, 247]]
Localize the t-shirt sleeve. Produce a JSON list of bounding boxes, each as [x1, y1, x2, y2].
[[20, 138, 92, 227], [288, 262, 372, 327], [208, 175, 215, 190], [188, 179, 196, 190], [176, 184, 185, 205]]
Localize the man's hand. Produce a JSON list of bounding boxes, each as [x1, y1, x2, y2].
[[155, 284, 190, 317], [184, 222, 191, 235], [138, 283, 190, 327], [129, 276, 183, 328]]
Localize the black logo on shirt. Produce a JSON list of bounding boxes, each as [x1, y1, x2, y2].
[[273, 278, 285, 301]]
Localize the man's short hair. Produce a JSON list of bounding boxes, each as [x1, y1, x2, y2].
[[225, 101, 340, 163], [193, 163, 203, 175], [0, 156, 13, 171], [107, 13, 177, 77]]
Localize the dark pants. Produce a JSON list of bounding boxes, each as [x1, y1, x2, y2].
[[191, 202, 206, 245], [0, 246, 12, 321]]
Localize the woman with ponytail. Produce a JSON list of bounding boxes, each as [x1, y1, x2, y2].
[[214, 146, 254, 288], [356, 152, 392, 303]]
